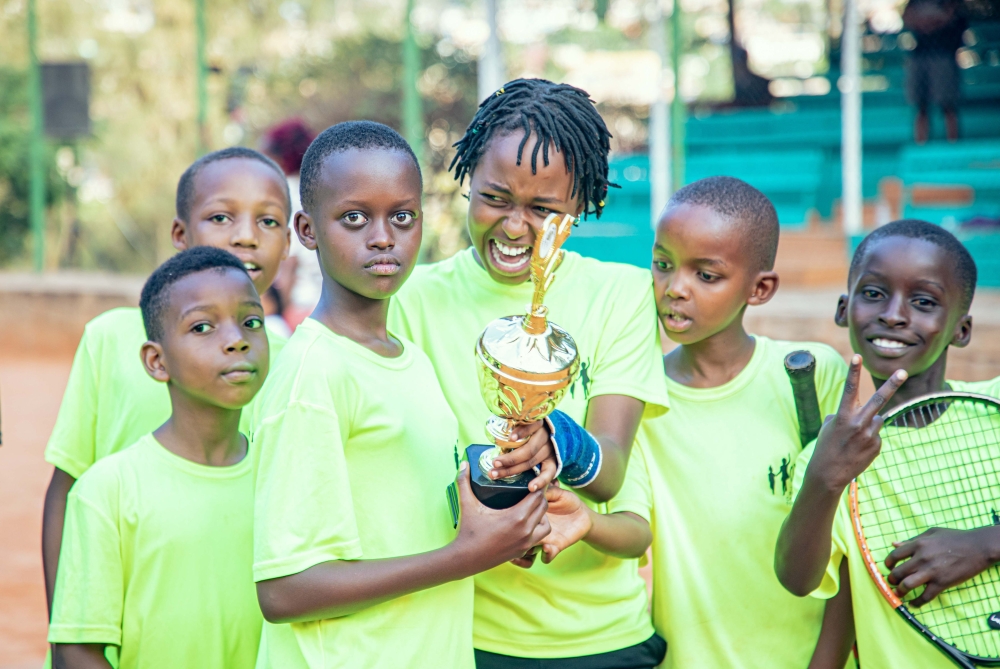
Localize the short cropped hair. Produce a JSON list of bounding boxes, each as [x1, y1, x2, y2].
[[849, 219, 977, 312], [668, 176, 780, 272], [299, 121, 422, 215], [450, 78, 615, 220], [140, 246, 249, 342], [175, 147, 290, 222]]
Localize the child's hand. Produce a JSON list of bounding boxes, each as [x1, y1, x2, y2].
[[538, 484, 593, 564], [487, 420, 558, 492], [452, 463, 552, 572], [805, 355, 906, 493], [885, 526, 1000, 606]]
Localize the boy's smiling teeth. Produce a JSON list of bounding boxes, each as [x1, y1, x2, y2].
[[489, 239, 532, 272], [495, 241, 529, 256], [871, 338, 908, 349], [243, 262, 260, 272]]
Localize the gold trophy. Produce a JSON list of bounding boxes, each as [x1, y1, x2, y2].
[[468, 213, 580, 508]]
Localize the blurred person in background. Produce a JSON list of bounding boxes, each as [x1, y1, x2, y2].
[[902, 0, 967, 143], [261, 118, 320, 328]]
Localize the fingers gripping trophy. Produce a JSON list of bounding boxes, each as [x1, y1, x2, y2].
[[468, 213, 580, 509]]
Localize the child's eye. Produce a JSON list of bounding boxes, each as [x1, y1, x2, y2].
[[912, 297, 938, 309], [245, 316, 263, 330], [192, 322, 212, 334], [534, 206, 554, 215], [697, 271, 719, 282], [861, 288, 884, 299], [391, 212, 415, 227], [343, 212, 368, 226], [210, 214, 229, 224], [481, 193, 505, 204], [260, 217, 280, 228], [653, 260, 672, 272]]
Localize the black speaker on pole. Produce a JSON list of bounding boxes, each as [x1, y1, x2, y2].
[[41, 62, 91, 138]]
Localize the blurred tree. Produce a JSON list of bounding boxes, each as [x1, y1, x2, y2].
[[0, 67, 71, 266]]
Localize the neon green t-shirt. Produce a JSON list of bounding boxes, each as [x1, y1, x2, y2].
[[794, 375, 1000, 669], [48, 433, 262, 668], [45, 307, 286, 479], [388, 248, 670, 657], [252, 318, 473, 669], [612, 336, 847, 668]]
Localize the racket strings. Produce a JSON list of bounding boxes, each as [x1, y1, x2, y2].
[[856, 397, 1000, 659]]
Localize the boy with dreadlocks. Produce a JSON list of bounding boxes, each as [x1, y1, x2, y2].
[[389, 78, 670, 667]]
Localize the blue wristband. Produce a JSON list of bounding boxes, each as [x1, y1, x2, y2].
[[546, 409, 603, 488]]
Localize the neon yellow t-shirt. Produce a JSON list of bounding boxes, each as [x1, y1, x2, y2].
[[612, 336, 847, 668], [252, 318, 473, 669], [794, 375, 1000, 669], [389, 248, 670, 657], [45, 307, 286, 479], [48, 433, 262, 668]]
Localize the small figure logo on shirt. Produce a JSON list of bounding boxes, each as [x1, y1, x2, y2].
[[570, 359, 592, 400], [987, 612, 1000, 631], [766, 455, 794, 503]]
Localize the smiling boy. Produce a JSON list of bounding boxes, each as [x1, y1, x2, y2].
[[251, 121, 552, 669], [48, 247, 268, 668], [776, 219, 999, 669], [389, 79, 670, 667], [607, 176, 848, 668], [42, 147, 292, 616]]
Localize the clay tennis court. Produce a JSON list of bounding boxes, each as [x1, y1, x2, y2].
[[2, 261, 999, 669]]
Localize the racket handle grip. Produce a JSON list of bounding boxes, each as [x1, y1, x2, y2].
[[785, 350, 823, 447]]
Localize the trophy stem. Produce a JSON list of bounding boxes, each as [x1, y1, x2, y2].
[[481, 416, 529, 482]]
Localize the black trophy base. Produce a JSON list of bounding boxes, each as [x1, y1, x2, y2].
[[466, 444, 532, 509]]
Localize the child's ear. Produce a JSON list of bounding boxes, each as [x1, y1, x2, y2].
[[171, 218, 190, 251], [746, 271, 779, 306], [835, 295, 849, 328], [951, 314, 973, 349], [295, 211, 318, 251], [141, 341, 170, 383]]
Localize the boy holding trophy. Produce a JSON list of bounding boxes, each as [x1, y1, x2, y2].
[[251, 121, 553, 669], [390, 79, 669, 667]]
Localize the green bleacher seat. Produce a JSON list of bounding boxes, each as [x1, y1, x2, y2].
[[901, 141, 1000, 221], [565, 155, 655, 268], [685, 150, 824, 226]]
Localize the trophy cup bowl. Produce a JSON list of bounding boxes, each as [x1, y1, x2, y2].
[[467, 312, 579, 509]]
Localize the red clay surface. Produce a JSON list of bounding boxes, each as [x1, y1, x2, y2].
[[1, 354, 71, 669]]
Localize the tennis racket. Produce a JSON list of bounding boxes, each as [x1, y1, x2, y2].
[[849, 392, 1000, 668], [785, 350, 824, 447]]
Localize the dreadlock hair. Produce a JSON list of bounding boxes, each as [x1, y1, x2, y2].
[[140, 246, 249, 342], [449, 78, 616, 219], [175, 147, 290, 222], [849, 219, 977, 312]]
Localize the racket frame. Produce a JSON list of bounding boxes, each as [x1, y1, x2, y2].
[[848, 391, 1000, 668]]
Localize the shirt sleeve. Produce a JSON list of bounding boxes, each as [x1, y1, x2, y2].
[[791, 440, 848, 601], [44, 328, 99, 479], [48, 469, 125, 646], [587, 273, 670, 417], [253, 400, 363, 582], [606, 441, 653, 523]]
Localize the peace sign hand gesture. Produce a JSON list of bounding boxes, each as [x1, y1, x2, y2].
[[805, 355, 907, 494]]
